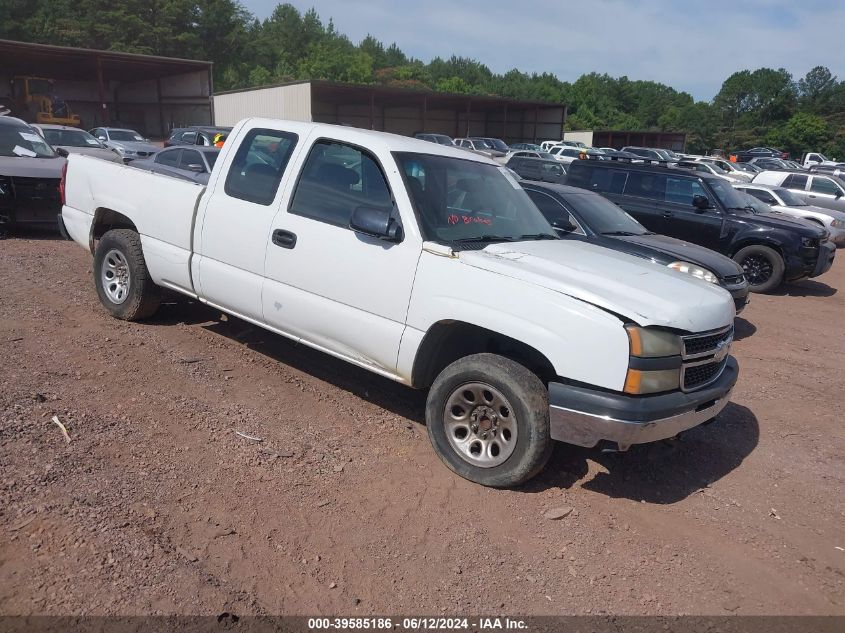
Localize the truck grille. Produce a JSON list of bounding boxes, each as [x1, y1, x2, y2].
[[683, 359, 728, 391], [682, 325, 733, 358], [680, 325, 732, 392]]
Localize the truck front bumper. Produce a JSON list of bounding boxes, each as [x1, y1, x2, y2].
[[548, 357, 738, 450]]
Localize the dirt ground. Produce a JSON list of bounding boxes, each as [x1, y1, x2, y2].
[[1, 232, 843, 617]]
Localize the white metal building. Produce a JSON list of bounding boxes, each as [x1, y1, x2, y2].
[[213, 80, 568, 143]]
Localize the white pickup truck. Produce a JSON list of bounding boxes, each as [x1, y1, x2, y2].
[[61, 118, 738, 487]]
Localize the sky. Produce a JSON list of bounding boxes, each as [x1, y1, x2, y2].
[[240, 0, 845, 101]]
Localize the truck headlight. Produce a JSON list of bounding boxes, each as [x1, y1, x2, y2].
[[624, 325, 682, 395], [114, 146, 126, 155], [801, 237, 818, 248], [667, 261, 718, 284], [626, 325, 682, 358]]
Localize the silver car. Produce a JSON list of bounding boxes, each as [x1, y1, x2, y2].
[[734, 182, 845, 247], [89, 126, 159, 163], [35, 124, 123, 163], [129, 146, 219, 185]]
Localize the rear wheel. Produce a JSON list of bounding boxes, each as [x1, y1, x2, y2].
[[733, 244, 784, 293], [426, 353, 553, 487], [93, 229, 161, 320]]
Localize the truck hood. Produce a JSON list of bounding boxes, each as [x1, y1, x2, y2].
[[458, 240, 734, 332], [0, 155, 65, 178], [612, 233, 744, 278]]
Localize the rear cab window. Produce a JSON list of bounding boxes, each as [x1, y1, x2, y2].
[[224, 128, 298, 205]]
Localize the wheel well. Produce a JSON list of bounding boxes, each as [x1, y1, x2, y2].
[[805, 217, 825, 226], [89, 208, 138, 252], [731, 240, 783, 260], [411, 321, 556, 389]]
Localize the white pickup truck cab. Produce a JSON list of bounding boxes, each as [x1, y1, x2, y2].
[[61, 118, 738, 487]]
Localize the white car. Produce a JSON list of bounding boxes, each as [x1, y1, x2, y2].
[[61, 118, 738, 487], [733, 182, 845, 246], [33, 124, 124, 164], [548, 146, 604, 164], [753, 170, 845, 215], [693, 157, 753, 182], [676, 160, 745, 183]]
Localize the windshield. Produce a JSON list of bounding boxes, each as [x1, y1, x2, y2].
[[0, 125, 57, 158], [43, 128, 102, 148], [471, 139, 492, 149], [710, 178, 754, 210], [776, 188, 807, 206], [735, 162, 760, 173], [109, 130, 145, 142], [709, 162, 731, 174], [485, 139, 510, 152], [395, 152, 557, 245], [564, 192, 648, 235], [434, 135, 454, 146]]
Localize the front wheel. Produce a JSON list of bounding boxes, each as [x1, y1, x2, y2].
[[733, 244, 785, 293], [93, 229, 161, 320], [426, 353, 553, 487]]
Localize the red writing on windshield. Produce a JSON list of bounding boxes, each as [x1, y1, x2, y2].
[[447, 214, 492, 226]]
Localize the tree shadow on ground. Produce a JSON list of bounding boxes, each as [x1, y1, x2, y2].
[[523, 403, 758, 503]]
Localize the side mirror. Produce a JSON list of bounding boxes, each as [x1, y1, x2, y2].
[[552, 217, 578, 233], [692, 194, 711, 211], [55, 147, 69, 158], [98, 136, 106, 141], [836, 191, 843, 200], [349, 205, 403, 242], [186, 163, 204, 173]]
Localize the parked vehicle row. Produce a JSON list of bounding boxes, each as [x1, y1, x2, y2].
[[564, 159, 835, 293], [60, 118, 742, 488]]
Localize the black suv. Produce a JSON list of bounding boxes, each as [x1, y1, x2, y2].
[[522, 182, 749, 312], [566, 160, 835, 292]]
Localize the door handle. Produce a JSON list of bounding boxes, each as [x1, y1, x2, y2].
[[272, 229, 297, 249]]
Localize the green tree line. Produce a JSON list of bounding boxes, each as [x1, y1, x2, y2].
[[1, 0, 843, 157]]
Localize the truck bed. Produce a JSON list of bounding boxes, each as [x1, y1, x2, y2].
[[62, 154, 205, 295]]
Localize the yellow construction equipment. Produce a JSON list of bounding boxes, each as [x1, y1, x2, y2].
[[0, 76, 81, 126]]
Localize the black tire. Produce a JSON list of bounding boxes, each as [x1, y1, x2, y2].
[[733, 244, 785, 294], [426, 353, 553, 487], [93, 229, 161, 320]]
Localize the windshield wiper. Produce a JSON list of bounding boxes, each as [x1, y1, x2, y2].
[[453, 235, 514, 243], [602, 231, 639, 236], [515, 233, 558, 241]]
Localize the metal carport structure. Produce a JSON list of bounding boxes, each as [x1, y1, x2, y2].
[[0, 39, 213, 137]]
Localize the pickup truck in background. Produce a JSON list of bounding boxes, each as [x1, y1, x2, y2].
[[801, 152, 844, 170], [62, 118, 739, 487]]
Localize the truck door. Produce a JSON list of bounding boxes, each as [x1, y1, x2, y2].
[[262, 138, 421, 376], [193, 127, 301, 323]]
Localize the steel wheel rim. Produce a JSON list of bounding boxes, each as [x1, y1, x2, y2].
[[740, 253, 773, 286], [101, 248, 131, 304], [443, 382, 518, 468]]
